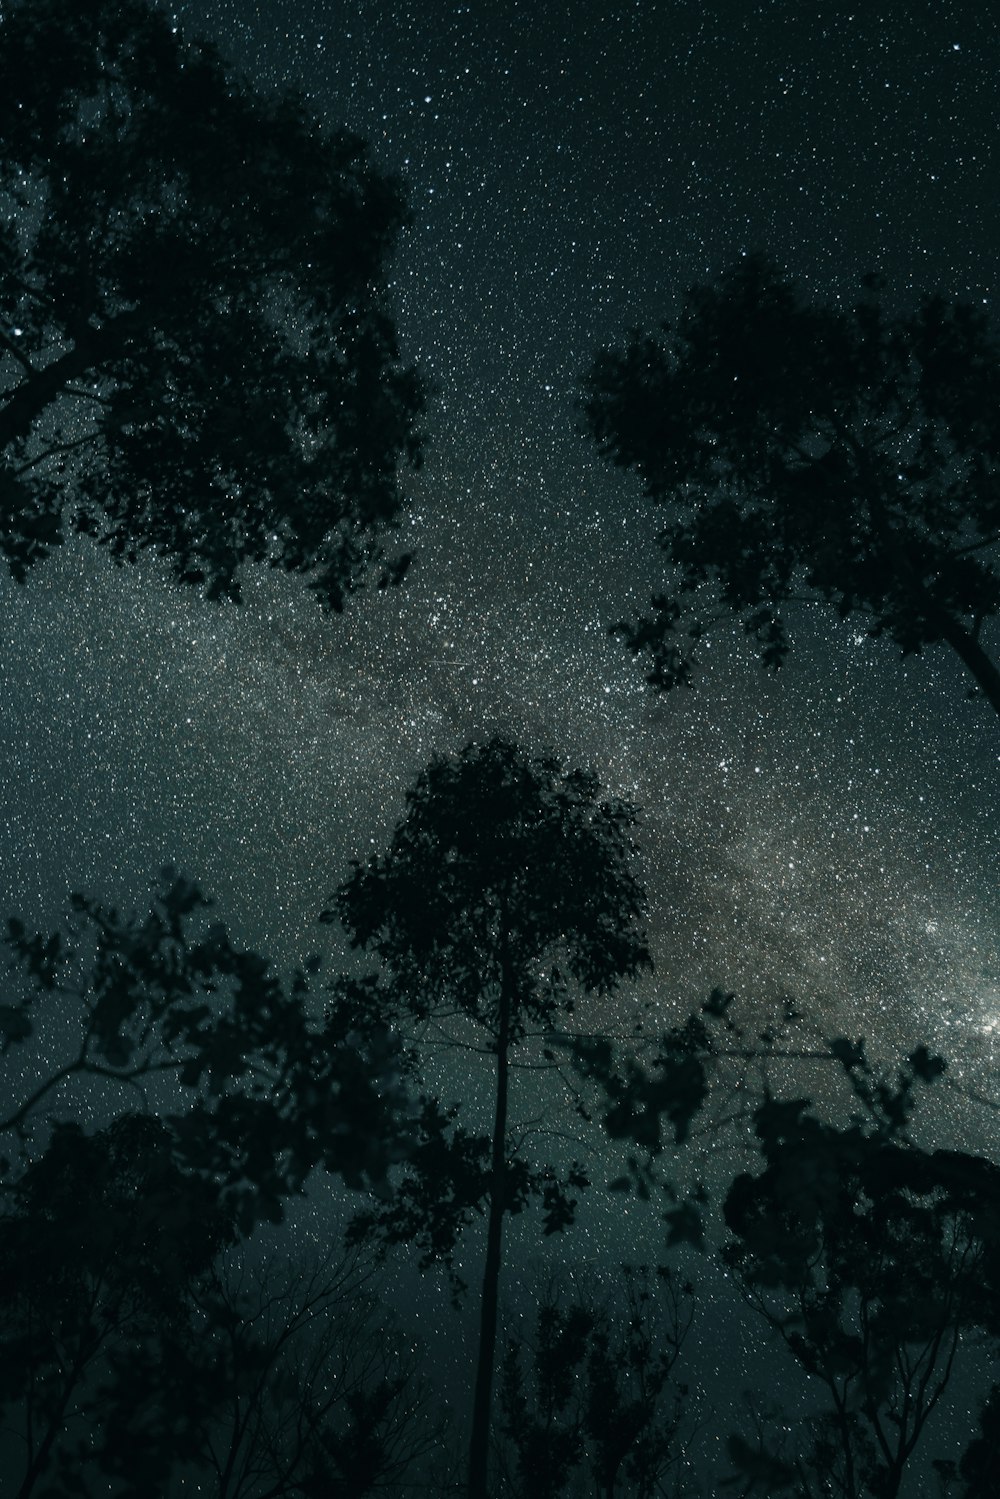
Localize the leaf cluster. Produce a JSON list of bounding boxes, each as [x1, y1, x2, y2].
[[0, 0, 423, 606], [347, 1097, 591, 1299], [584, 255, 1000, 690], [1, 869, 415, 1229], [721, 1054, 1000, 1498], [331, 737, 652, 1036]]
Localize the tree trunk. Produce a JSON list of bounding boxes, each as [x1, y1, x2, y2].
[[937, 616, 1000, 720], [466, 946, 515, 1499]]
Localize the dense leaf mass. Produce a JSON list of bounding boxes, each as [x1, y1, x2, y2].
[[722, 1079, 1000, 1498], [583, 257, 1000, 712], [0, 0, 423, 606], [333, 737, 652, 1033], [0, 871, 415, 1227]]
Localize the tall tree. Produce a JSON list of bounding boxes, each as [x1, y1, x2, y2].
[[332, 738, 653, 1499], [583, 256, 1000, 714], [0, 0, 423, 607]]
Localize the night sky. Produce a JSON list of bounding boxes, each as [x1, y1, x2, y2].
[[4, 0, 1000, 1481]]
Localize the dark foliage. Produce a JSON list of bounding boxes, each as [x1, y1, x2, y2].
[[0, 1127, 441, 1498], [956, 1384, 1000, 1498], [721, 1055, 1000, 1499], [0, 1115, 232, 1497], [497, 1265, 694, 1499], [331, 738, 652, 1499], [346, 1096, 591, 1291], [144, 1246, 441, 1499], [583, 256, 1000, 714], [1, 869, 414, 1226], [0, 0, 423, 606], [333, 737, 652, 1031]]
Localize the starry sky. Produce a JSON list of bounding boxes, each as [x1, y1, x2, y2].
[[4, 0, 1000, 1474]]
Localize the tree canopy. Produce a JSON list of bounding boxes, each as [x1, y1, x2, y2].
[[0, 0, 423, 607], [0, 870, 415, 1229], [334, 737, 652, 1029], [720, 1051, 1000, 1499], [332, 737, 653, 1499], [583, 256, 1000, 715]]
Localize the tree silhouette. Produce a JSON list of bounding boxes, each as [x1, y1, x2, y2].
[[132, 1244, 443, 1498], [583, 256, 1000, 714], [332, 738, 652, 1499], [0, 870, 414, 1229], [0, 0, 423, 607], [0, 1120, 442, 1498], [956, 1384, 1000, 1498], [722, 1061, 1000, 1499], [498, 1291, 591, 1499], [496, 1265, 695, 1499], [0, 1113, 232, 1498]]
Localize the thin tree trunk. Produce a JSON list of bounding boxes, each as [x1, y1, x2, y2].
[[16, 1344, 96, 1499], [466, 944, 514, 1499], [938, 616, 1000, 719]]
